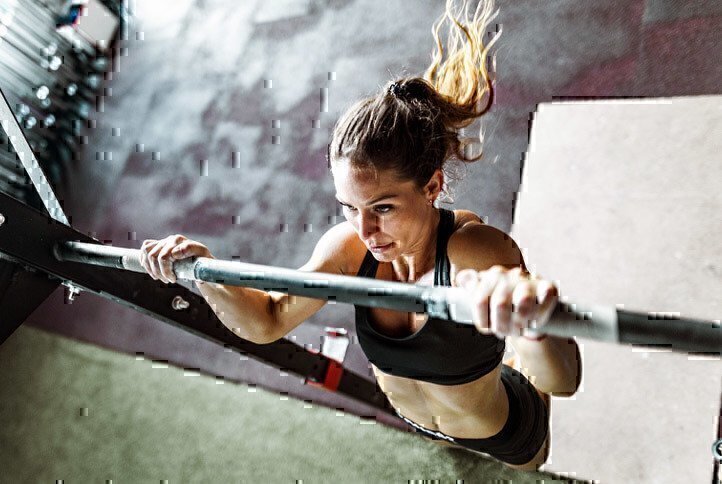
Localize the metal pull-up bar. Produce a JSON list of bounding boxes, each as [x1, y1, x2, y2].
[[55, 241, 721, 355]]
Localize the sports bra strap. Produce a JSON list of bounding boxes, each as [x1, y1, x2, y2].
[[434, 208, 455, 287]]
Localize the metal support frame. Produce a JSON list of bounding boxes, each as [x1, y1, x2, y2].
[[0, 255, 60, 344]]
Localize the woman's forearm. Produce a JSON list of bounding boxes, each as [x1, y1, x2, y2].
[[509, 335, 582, 397], [195, 282, 276, 344]]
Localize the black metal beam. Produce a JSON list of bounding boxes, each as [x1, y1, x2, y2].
[[0, 257, 60, 344], [0, 191, 393, 414]]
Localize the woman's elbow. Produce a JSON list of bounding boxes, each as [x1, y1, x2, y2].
[[226, 318, 279, 345], [254, 331, 284, 345]]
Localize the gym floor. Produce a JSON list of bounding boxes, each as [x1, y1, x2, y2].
[[19, 0, 722, 481]]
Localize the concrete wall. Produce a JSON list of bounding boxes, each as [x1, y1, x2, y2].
[[512, 95, 721, 482]]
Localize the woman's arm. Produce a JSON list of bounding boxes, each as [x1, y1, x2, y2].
[[261, 222, 358, 343], [447, 219, 582, 397], [193, 283, 289, 345], [140, 222, 356, 344], [506, 334, 582, 397]]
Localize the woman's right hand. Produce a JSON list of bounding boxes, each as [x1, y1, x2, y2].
[[139, 235, 214, 284]]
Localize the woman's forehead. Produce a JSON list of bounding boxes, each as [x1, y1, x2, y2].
[[334, 164, 400, 187], [332, 161, 401, 183], [332, 164, 413, 199]]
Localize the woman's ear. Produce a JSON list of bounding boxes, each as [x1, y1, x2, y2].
[[425, 169, 444, 199]]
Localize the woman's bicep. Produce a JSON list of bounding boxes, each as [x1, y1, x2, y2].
[[447, 222, 528, 276], [265, 223, 356, 341]]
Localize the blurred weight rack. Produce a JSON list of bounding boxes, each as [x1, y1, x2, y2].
[[0, 0, 125, 212]]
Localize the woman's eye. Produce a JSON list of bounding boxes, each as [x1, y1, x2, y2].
[[338, 203, 391, 214]]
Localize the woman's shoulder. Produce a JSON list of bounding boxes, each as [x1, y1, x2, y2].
[[311, 221, 365, 275], [447, 210, 525, 273], [450, 209, 484, 230]]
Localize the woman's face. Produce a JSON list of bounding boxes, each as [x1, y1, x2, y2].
[[331, 161, 440, 262]]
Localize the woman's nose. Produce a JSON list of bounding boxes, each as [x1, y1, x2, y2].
[[359, 212, 379, 239]]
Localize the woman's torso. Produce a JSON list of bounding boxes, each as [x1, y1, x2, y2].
[[344, 209, 510, 439]]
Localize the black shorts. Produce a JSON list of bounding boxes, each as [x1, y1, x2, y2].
[[396, 364, 549, 466]]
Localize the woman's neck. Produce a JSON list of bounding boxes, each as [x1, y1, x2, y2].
[[391, 208, 440, 283]]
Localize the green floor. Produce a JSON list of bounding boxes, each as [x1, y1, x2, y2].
[[0, 326, 588, 483]]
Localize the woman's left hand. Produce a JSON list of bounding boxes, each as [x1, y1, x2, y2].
[[454, 266, 559, 338]]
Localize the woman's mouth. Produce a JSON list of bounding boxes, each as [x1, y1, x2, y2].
[[370, 243, 393, 253]]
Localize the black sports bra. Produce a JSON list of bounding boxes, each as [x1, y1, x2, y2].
[[354, 208, 506, 386]]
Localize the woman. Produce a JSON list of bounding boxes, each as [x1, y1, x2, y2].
[[139, 0, 581, 471]]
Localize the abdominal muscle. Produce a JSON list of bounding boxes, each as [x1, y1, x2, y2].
[[372, 359, 509, 439]]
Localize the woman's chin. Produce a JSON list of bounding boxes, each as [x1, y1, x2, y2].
[[370, 247, 397, 262]]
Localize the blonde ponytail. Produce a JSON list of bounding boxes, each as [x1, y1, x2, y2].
[[425, 0, 500, 124]]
